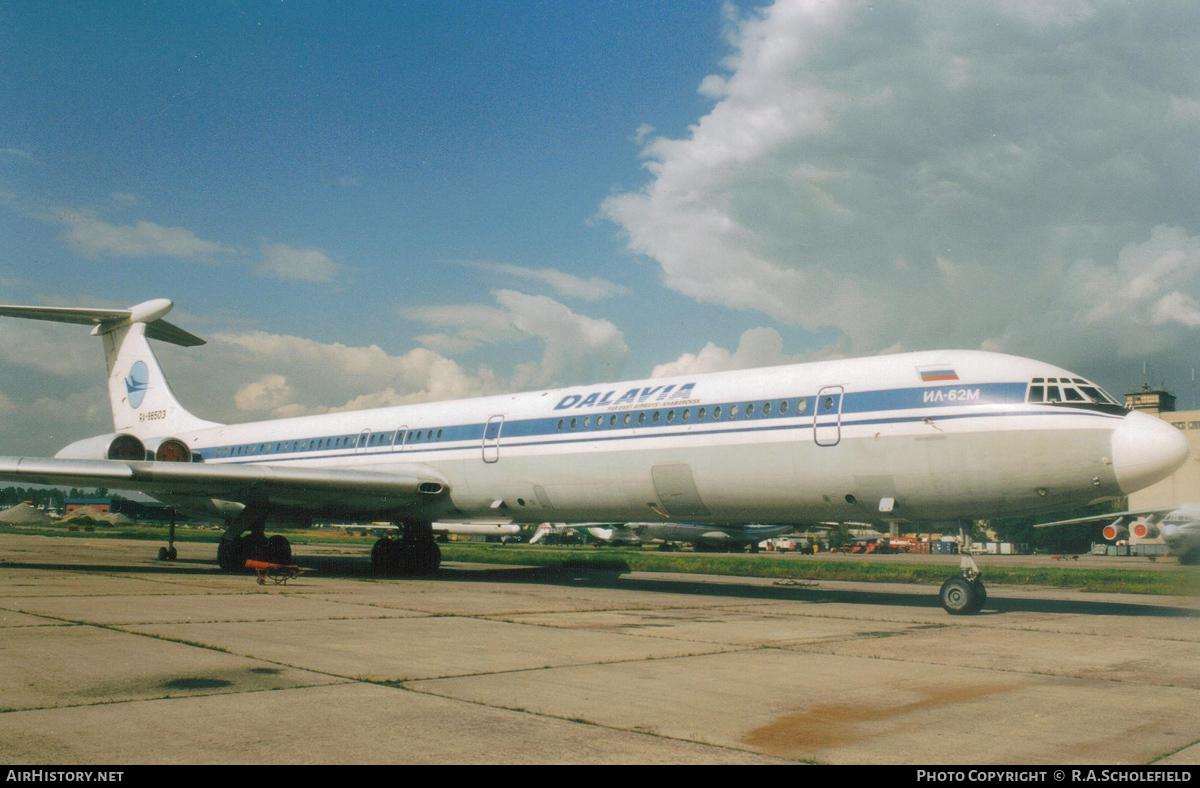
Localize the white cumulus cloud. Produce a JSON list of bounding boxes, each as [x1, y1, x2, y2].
[[602, 0, 1200, 384], [56, 209, 235, 259], [258, 242, 342, 283]]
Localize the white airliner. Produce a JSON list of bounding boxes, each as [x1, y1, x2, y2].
[[1036, 505, 1200, 564], [0, 299, 1188, 614]]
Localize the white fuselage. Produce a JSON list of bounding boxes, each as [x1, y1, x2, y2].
[[133, 349, 1188, 527]]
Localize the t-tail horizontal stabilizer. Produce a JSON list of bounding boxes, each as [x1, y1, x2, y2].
[[0, 298, 205, 347], [0, 298, 218, 436]]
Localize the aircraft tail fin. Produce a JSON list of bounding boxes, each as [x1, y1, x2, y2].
[[0, 298, 221, 435]]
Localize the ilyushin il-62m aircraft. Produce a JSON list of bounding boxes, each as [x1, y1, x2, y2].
[[0, 299, 1188, 614]]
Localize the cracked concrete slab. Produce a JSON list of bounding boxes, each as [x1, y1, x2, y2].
[[1, 533, 1197, 765]]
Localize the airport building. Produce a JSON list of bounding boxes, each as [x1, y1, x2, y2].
[[1124, 386, 1200, 509], [64, 498, 179, 521]]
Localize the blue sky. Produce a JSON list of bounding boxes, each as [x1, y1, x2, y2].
[[4, 1, 1200, 453]]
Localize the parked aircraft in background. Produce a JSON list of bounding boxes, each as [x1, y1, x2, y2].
[[1035, 505, 1200, 564], [529, 522, 793, 551], [325, 521, 521, 542], [432, 521, 521, 542], [0, 299, 1188, 614]]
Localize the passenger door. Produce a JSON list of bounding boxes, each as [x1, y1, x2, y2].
[[482, 415, 504, 463], [814, 386, 843, 447]]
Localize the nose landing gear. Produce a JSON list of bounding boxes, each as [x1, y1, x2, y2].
[[940, 529, 986, 615]]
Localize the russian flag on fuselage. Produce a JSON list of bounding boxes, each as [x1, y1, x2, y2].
[[918, 365, 959, 382]]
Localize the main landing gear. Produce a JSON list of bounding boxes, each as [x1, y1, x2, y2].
[[371, 521, 441, 577], [216, 506, 293, 573], [156, 508, 179, 561], [217, 533, 293, 572], [939, 530, 987, 615]]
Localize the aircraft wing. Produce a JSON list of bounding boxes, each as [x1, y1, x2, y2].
[[0, 456, 452, 520], [1033, 509, 1175, 528]]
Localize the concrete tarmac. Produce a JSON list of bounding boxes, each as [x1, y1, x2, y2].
[[0, 532, 1198, 765]]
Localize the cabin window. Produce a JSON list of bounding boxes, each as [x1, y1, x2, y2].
[[667, 410, 675, 423], [763, 402, 771, 416], [437, 429, 443, 439], [779, 400, 788, 414], [713, 406, 722, 419], [682, 408, 690, 421], [623, 413, 631, 426], [1029, 386, 1045, 403], [730, 404, 739, 418], [557, 419, 564, 431], [823, 397, 834, 412], [609, 415, 617, 427], [746, 403, 755, 417], [698, 407, 706, 420], [637, 412, 646, 425], [797, 398, 808, 414], [583, 416, 591, 428]]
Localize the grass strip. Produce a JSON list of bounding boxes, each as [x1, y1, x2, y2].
[[438, 544, 1200, 597], [4, 525, 1195, 597]]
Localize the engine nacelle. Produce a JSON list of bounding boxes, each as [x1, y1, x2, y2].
[[1102, 523, 1129, 542], [55, 433, 148, 461], [55, 433, 195, 463], [146, 437, 192, 463], [1131, 521, 1160, 540]]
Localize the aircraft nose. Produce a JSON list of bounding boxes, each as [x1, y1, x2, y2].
[[1110, 410, 1190, 494]]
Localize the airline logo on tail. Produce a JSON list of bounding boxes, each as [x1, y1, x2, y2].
[[125, 361, 150, 409]]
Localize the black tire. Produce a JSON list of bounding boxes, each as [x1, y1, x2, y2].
[[158, 547, 169, 560], [265, 535, 292, 565], [940, 576, 983, 615], [970, 577, 987, 608], [413, 540, 441, 576], [216, 538, 244, 573], [372, 538, 401, 576]]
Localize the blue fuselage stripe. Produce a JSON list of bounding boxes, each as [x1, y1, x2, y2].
[[197, 381, 1119, 465]]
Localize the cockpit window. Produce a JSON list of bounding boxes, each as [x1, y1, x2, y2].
[[1078, 385, 1118, 405], [1026, 377, 1123, 413]]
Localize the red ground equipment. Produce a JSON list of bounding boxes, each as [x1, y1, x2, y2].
[[244, 559, 304, 585]]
